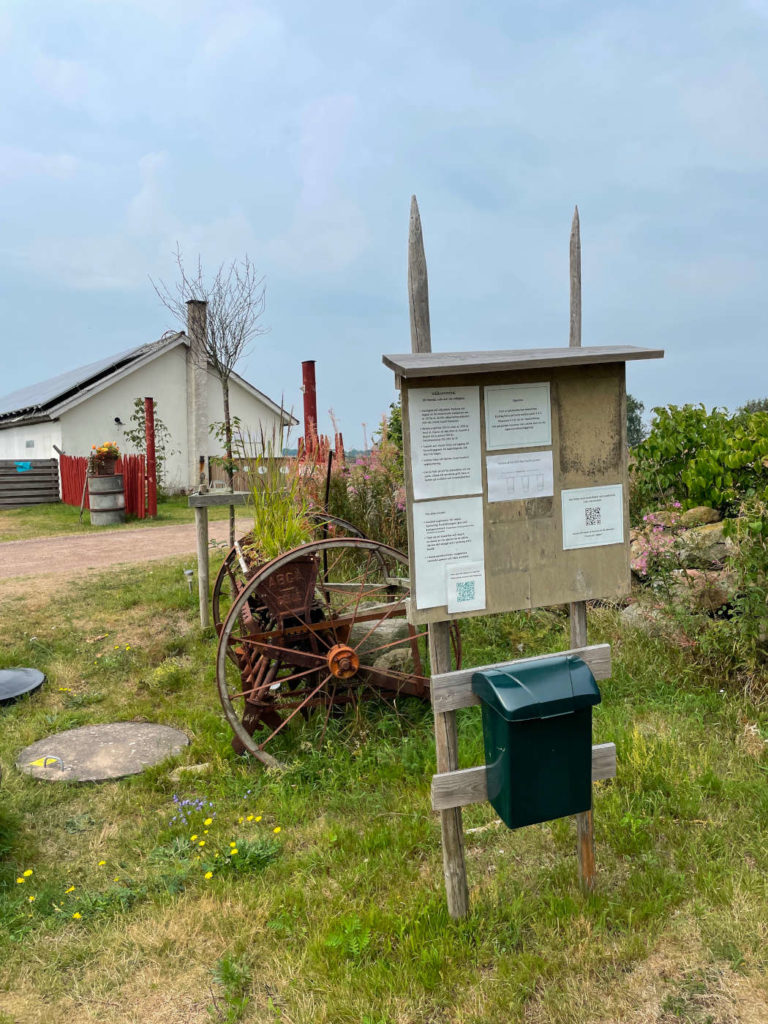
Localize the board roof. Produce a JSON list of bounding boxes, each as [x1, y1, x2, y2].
[[382, 345, 664, 380]]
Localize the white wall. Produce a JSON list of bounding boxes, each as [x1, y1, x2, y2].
[[206, 370, 288, 457], [0, 421, 62, 460], [58, 345, 288, 491], [59, 346, 191, 489]]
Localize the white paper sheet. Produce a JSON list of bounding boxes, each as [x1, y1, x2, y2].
[[562, 484, 624, 549], [412, 496, 485, 609], [486, 451, 554, 502], [485, 382, 551, 450], [408, 386, 482, 499], [445, 561, 486, 613]]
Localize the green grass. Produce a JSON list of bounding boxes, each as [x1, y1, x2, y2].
[[0, 561, 766, 1022], [0, 495, 234, 542]]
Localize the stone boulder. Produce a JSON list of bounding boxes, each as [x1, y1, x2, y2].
[[668, 568, 736, 613], [675, 521, 734, 569], [680, 506, 721, 528], [620, 602, 665, 635]]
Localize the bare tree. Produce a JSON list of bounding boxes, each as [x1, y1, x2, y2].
[[152, 247, 268, 545]]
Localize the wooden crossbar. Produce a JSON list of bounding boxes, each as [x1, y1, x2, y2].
[[431, 742, 617, 812], [430, 643, 611, 714]]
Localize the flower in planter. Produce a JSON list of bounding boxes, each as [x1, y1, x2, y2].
[[92, 442, 120, 460]]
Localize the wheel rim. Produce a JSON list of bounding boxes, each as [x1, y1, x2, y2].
[[215, 537, 453, 762]]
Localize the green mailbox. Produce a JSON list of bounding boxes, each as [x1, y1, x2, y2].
[[471, 655, 601, 830]]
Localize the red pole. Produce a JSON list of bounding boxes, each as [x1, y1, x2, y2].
[[301, 360, 317, 455], [144, 396, 158, 517]]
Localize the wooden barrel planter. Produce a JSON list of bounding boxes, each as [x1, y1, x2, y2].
[[88, 473, 125, 526]]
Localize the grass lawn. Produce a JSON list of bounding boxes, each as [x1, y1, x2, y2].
[[0, 559, 766, 1023], [0, 496, 234, 543]]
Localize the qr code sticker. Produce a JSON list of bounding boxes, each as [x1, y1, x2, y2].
[[456, 580, 476, 604], [585, 506, 601, 527]]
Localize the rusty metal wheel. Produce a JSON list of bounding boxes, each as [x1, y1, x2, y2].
[[211, 512, 368, 632], [215, 537, 461, 766]]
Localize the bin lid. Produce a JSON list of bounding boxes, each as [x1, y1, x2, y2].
[[471, 655, 601, 721]]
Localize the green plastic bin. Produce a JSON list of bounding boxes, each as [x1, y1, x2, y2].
[[471, 654, 601, 829]]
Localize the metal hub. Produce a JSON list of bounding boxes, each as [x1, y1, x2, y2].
[[327, 644, 360, 679]]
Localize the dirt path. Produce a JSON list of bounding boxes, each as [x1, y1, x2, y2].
[[0, 518, 252, 581]]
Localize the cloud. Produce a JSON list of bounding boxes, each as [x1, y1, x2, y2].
[[0, 145, 80, 182]]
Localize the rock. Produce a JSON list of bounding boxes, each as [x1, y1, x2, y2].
[[676, 521, 734, 569], [350, 610, 410, 653], [668, 569, 736, 613], [372, 648, 414, 675], [680, 506, 721, 528], [620, 602, 665, 635]]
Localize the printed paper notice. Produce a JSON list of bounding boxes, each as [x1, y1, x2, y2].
[[562, 485, 624, 550], [408, 387, 482, 499], [412, 497, 485, 609], [486, 451, 554, 502], [446, 561, 486, 613], [485, 382, 551, 450]]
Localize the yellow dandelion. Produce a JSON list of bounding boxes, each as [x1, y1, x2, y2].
[[16, 878, 25, 884], [190, 834, 198, 841], [246, 815, 254, 821], [125, 645, 130, 650], [98, 860, 106, 866], [28, 896, 35, 903], [204, 818, 213, 826], [72, 912, 82, 920], [238, 817, 244, 824], [65, 886, 75, 894], [255, 816, 262, 822], [230, 848, 238, 855], [203, 829, 209, 835], [114, 644, 119, 649], [229, 841, 237, 848], [273, 827, 281, 834], [204, 871, 213, 880], [23, 869, 33, 877], [198, 840, 205, 847]]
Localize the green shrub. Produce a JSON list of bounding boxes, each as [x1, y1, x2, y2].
[[631, 404, 768, 517]]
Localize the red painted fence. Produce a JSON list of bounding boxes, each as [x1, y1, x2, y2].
[[59, 455, 147, 518]]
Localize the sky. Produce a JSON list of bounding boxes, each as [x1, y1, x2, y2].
[[1, 0, 767, 447]]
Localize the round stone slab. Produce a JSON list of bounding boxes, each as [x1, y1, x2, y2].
[[0, 668, 46, 706], [17, 723, 189, 782]]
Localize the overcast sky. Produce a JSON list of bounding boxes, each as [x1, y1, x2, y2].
[[1, 0, 767, 446]]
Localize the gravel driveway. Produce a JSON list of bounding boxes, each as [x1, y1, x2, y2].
[[0, 519, 251, 580]]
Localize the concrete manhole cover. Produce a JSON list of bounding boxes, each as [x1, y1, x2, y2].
[[17, 722, 189, 782]]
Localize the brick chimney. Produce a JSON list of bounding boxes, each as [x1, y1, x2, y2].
[[186, 300, 208, 488]]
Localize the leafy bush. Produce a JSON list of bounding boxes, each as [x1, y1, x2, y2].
[[631, 404, 768, 517]]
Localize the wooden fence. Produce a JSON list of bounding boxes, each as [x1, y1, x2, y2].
[[0, 459, 60, 508], [59, 454, 147, 518]]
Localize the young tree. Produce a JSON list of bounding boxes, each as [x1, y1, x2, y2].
[[627, 393, 646, 447], [152, 249, 268, 545]]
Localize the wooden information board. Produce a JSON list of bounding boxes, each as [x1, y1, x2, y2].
[[383, 345, 663, 626]]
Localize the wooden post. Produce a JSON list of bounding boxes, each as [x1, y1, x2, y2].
[[410, 194, 470, 919], [195, 505, 210, 629], [144, 397, 158, 518], [569, 204, 596, 891]]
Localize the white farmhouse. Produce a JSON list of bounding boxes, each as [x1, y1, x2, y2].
[[0, 303, 296, 491]]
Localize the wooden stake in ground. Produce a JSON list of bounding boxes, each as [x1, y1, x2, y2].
[[409, 195, 470, 919], [569, 204, 597, 892]]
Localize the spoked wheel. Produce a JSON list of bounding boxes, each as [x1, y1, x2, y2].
[[215, 537, 462, 766], [211, 513, 369, 632]]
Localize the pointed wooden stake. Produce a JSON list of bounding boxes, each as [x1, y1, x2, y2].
[[568, 203, 596, 891], [408, 196, 432, 355], [569, 206, 581, 350], [409, 194, 469, 919]]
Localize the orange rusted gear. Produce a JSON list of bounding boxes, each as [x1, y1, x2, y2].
[[326, 643, 360, 679]]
